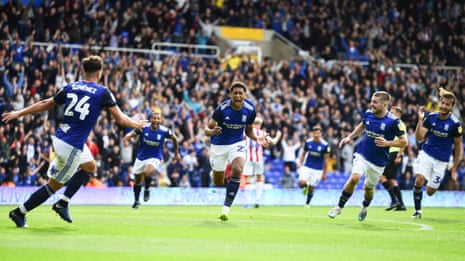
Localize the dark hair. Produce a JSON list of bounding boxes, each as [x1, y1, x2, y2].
[[82, 55, 103, 74], [230, 81, 247, 92]]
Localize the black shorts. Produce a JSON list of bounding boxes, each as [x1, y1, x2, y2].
[[382, 152, 401, 179]]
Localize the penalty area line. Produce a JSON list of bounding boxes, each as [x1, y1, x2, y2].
[[375, 218, 433, 231]]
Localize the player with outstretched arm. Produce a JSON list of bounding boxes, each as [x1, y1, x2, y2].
[[3, 55, 146, 227]]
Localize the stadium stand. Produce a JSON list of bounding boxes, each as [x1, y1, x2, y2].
[[0, 0, 464, 191]]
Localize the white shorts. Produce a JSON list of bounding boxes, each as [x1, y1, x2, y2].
[[413, 150, 448, 189], [351, 153, 385, 188], [133, 158, 162, 175], [48, 136, 94, 184], [243, 161, 264, 176], [209, 141, 246, 172], [298, 166, 323, 187]]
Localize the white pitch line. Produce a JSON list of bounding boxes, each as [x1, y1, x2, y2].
[[374, 219, 433, 231], [88, 208, 433, 231]]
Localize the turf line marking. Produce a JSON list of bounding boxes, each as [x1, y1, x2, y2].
[[87, 208, 433, 231], [375, 219, 433, 231]]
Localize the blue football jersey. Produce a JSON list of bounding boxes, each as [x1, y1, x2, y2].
[[421, 112, 462, 162], [54, 81, 116, 150], [210, 99, 256, 145], [303, 138, 330, 170], [135, 124, 173, 161], [357, 110, 405, 166]]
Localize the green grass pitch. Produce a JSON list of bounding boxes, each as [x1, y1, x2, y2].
[[1, 205, 464, 260]]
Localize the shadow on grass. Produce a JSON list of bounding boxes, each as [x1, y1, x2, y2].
[[4, 225, 77, 234], [196, 220, 240, 229], [333, 222, 403, 231], [425, 218, 465, 225]]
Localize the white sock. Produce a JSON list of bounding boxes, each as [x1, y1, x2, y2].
[[222, 206, 230, 215], [255, 181, 264, 203], [19, 204, 27, 214], [245, 184, 254, 204]]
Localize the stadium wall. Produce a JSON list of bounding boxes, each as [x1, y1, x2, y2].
[[0, 187, 464, 207]]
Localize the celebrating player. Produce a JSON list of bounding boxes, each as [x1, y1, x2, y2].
[[296, 125, 330, 207], [205, 81, 269, 221], [123, 107, 181, 209], [4, 55, 146, 227], [412, 88, 462, 219], [328, 91, 407, 221]]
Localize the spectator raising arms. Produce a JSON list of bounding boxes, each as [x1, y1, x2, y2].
[[1, 0, 465, 197]]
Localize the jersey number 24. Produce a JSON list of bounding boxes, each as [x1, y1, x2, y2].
[[64, 93, 90, 120]]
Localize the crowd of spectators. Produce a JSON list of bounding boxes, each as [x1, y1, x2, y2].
[[0, 0, 464, 191]]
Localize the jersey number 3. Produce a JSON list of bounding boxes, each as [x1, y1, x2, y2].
[[64, 93, 91, 120]]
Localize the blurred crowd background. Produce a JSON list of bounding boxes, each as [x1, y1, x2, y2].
[[0, 0, 464, 191]]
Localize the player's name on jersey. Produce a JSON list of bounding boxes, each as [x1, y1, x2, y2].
[[71, 84, 97, 94]]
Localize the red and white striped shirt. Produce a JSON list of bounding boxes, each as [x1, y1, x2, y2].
[[245, 127, 265, 163]]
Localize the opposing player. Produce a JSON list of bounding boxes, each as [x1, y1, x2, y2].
[[412, 88, 462, 219], [123, 107, 181, 209], [380, 106, 408, 211], [3, 55, 146, 227], [296, 125, 330, 207], [328, 91, 407, 221], [243, 117, 281, 208], [205, 81, 269, 221]]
